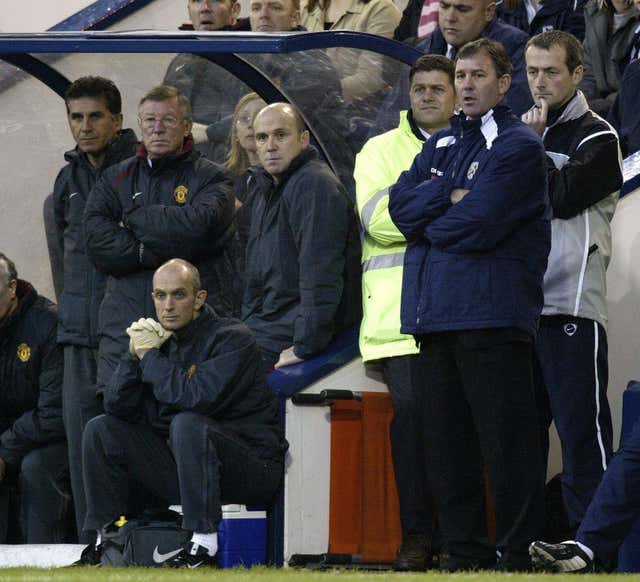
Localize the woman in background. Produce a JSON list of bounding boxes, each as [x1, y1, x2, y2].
[[226, 93, 267, 299]]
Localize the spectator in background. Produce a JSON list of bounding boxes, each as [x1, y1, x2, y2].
[[580, 0, 640, 116], [84, 85, 235, 404], [374, 0, 533, 136], [300, 0, 401, 103], [389, 39, 550, 571], [74, 259, 287, 568], [354, 54, 457, 571], [608, 49, 640, 155], [243, 103, 361, 369], [51, 76, 138, 543], [522, 29, 622, 538], [164, 0, 250, 163], [225, 93, 267, 294], [496, 0, 589, 41], [0, 253, 68, 543], [394, 0, 439, 44]]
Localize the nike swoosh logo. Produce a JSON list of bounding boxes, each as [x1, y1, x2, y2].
[[188, 561, 204, 569], [69, 192, 79, 199], [152, 546, 183, 563], [132, 191, 143, 200]]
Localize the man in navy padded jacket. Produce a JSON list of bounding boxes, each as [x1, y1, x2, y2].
[[389, 38, 551, 571]]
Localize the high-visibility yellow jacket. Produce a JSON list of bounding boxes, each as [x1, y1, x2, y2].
[[354, 110, 425, 361]]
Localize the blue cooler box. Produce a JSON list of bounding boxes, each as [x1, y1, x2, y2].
[[218, 504, 267, 568], [618, 381, 640, 573]]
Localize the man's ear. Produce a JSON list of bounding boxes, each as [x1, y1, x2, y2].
[[301, 129, 310, 148], [184, 118, 194, 138], [485, 1, 497, 22], [572, 64, 584, 86], [290, 9, 300, 29], [498, 74, 512, 98], [114, 112, 124, 131], [194, 289, 207, 311]]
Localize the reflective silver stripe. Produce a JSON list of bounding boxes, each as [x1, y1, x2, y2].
[[360, 187, 389, 233], [362, 252, 405, 272]]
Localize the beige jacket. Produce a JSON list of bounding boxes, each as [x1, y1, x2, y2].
[[301, 0, 401, 101]]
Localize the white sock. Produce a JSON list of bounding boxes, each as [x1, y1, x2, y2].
[[191, 531, 218, 556], [575, 540, 594, 561]]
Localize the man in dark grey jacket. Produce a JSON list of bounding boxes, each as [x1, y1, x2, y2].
[[75, 259, 286, 567], [242, 103, 361, 369], [0, 253, 67, 543], [52, 76, 138, 543]]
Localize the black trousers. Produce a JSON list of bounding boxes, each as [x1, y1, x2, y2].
[[0, 442, 70, 543], [420, 329, 545, 567], [381, 354, 434, 539], [82, 412, 283, 533], [62, 344, 103, 543], [534, 316, 613, 530]]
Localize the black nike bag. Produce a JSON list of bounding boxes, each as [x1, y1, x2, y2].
[[100, 509, 190, 567]]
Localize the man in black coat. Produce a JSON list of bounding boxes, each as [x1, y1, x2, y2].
[[84, 85, 236, 400], [242, 102, 361, 369], [0, 253, 68, 543], [51, 76, 138, 543], [75, 259, 287, 568]]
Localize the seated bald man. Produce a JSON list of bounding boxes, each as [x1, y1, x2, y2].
[[75, 259, 287, 568]]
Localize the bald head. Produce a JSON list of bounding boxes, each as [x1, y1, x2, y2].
[[152, 259, 207, 331], [253, 103, 310, 181]]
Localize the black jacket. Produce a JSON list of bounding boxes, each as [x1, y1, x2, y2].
[[104, 305, 287, 460], [242, 148, 362, 360], [52, 129, 138, 348], [0, 282, 65, 467], [84, 139, 236, 391]]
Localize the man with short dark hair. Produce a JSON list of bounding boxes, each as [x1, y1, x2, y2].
[[389, 38, 550, 571], [75, 259, 287, 567], [50, 75, 138, 543], [522, 29, 622, 534], [243, 102, 361, 369], [84, 85, 235, 405], [354, 54, 456, 571], [0, 253, 68, 543]]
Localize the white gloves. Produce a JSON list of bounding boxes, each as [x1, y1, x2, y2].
[[126, 318, 173, 357]]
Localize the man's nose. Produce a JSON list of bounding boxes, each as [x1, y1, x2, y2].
[[266, 135, 277, 149], [80, 117, 91, 131]]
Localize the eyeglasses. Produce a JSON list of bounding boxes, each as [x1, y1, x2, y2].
[[235, 114, 254, 126], [138, 115, 183, 129]]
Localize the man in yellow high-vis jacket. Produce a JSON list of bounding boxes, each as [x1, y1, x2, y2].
[[354, 54, 456, 571]]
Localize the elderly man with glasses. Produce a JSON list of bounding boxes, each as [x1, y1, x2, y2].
[[84, 85, 235, 404]]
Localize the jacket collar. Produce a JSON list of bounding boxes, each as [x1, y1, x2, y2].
[[136, 135, 196, 169], [258, 146, 319, 191], [540, 90, 589, 130], [171, 303, 216, 344], [451, 103, 510, 149], [406, 109, 429, 141]]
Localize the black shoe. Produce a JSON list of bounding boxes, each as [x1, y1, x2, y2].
[[71, 543, 102, 567], [395, 534, 432, 571], [529, 540, 594, 573], [163, 541, 218, 569]]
